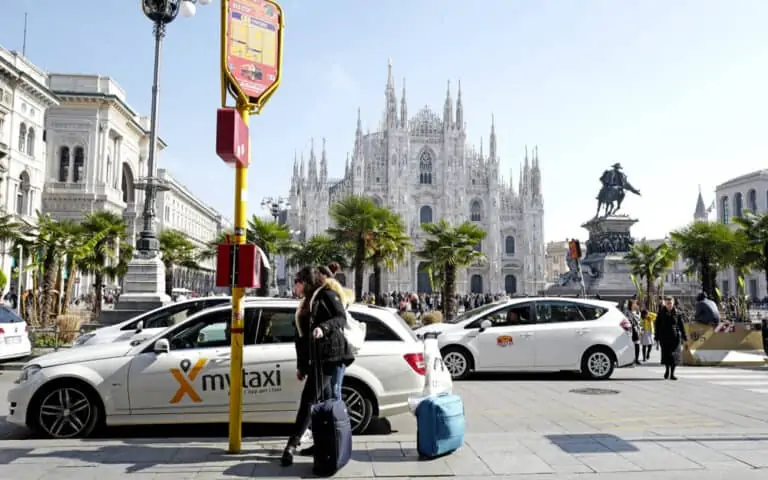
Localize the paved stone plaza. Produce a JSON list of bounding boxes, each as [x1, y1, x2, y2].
[[1, 361, 768, 478]]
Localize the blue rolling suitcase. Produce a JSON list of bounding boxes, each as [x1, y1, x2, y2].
[[415, 393, 465, 458], [309, 338, 352, 476]]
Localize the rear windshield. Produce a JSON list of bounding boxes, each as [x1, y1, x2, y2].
[[0, 306, 23, 323]]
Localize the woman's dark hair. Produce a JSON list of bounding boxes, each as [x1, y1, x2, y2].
[[296, 266, 321, 316], [318, 265, 333, 278], [328, 262, 341, 275], [640, 309, 648, 318]]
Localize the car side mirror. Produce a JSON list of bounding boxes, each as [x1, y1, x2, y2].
[[135, 320, 144, 333], [479, 319, 492, 332], [153, 338, 170, 354]]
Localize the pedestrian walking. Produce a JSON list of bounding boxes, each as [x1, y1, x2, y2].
[[654, 296, 687, 380], [627, 299, 642, 365], [639, 309, 655, 362]]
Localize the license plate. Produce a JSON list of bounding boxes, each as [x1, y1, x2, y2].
[[5, 336, 21, 344]]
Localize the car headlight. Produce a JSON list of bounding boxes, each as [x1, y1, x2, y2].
[[15, 364, 41, 384], [73, 333, 95, 347]]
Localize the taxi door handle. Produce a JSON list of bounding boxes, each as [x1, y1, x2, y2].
[[520, 332, 533, 338], [576, 329, 589, 335]]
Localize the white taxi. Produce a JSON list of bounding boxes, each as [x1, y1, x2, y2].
[[8, 300, 425, 438], [0, 306, 32, 361], [414, 297, 634, 380]]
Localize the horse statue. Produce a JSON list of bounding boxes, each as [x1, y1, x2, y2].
[[595, 163, 640, 218]]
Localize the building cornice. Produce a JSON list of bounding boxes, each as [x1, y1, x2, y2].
[[716, 170, 768, 192], [52, 91, 168, 148], [0, 57, 59, 108]]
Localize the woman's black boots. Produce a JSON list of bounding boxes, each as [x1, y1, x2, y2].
[[281, 443, 297, 467]]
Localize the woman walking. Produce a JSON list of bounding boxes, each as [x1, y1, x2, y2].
[[627, 299, 642, 365], [281, 266, 354, 467], [654, 296, 687, 380]]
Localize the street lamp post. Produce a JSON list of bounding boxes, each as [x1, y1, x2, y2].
[[261, 196, 287, 293], [118, 0, 210, 313]]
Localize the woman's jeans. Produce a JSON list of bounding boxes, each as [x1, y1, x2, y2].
[[289, 371, 332, 447], [329, 363, 346, 401]]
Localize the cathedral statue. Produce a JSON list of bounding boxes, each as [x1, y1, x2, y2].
[[595, 163, 641, 217]]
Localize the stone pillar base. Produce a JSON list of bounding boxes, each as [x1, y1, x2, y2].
[[117, 255, 170, 311]]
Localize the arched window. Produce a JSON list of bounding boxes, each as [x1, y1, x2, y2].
[[734, 192, 743, 218], [470, 275, 483, 293], [747, 189, 757, 212], [419, 205, 433, 225], [419, 150, 433, 185], [58, 146, 70, 182], [371, 196, 382, 208], [18, 123, 26, 152], [505, 236, 516, 255], [720, 196, 729, 224], [470, 200, 482, 222], [26, 128, 35, 156], [504, 275, 517, 294], [16, 171, 30, 216], [73, 147, 85, 182], [106, 155, 112, 185]]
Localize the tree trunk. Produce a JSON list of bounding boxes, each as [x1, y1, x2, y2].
[[165, 266, 174, 297], [256, 266, 269, 297], [443, 265, 457, 321], [645, 276, 654, 312], [372, 255, 383, 305], [92, 271, 104, 316], [40, 252, 58, 327], [61, 256, 76, 315], [700, 262, 716, 301], [353, 240, 365, 302], [54, 264, 63, 316]]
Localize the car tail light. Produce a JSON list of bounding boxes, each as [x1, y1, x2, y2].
[[0, 327, 4, 335], [24, 324, 28, 333], [620, 318, 631, 331], [404, 353, 426, 375]]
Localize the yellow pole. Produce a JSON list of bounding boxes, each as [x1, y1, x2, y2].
[[227, 102, 250, 454]]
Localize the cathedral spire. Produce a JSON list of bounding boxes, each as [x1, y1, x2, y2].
[[400, 77, 408, 129], [308, 137, 318, 184], [320, 138, 328, 182], [345, 152, 350, 177], [443, 80, 453, 128], [354, 107, 363, 155], [694, 185, 708, 221], [489, 114, 496, 160], [455, 80, 463, 129], [385, 58, 398, 128]]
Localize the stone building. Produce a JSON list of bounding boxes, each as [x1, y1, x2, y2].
[[545, 240, 569, 284], [286, 61, 545, 295], [156, 168, 229, 293], [0, 47, 58, 294], [715, 171, 768, 299]]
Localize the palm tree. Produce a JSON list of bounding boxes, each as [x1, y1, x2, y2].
[[625, 242, 678, 312], [328, 196, 380, 302], [417, 219, 487, 320], [199, 231, 230, 262], [368, 208, 411, 304], [733, 211, 768, 296], [159, 229, 200, 297], [247, 216, 292, 296], [288, 234, 349, 269], [78, 211, 128, 315], [29, 213, 68, 326], [0, 211, 21, 244], [670, 221, 737, 301]]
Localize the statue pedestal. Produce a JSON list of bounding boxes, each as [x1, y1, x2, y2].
[[98, 254, 170, 325]]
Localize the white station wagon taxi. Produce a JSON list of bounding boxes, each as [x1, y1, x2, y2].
[[8, 300, 425, 438], [415, 297, 635, 380]]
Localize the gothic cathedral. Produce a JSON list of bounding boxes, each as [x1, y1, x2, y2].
[[286, 61, 545, 295]]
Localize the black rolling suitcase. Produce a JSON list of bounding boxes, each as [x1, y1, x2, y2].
[[309, 340, 352, 476]]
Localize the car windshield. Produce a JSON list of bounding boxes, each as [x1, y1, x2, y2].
[[445, 301, 506, 324], [0, 306, 23, 323]]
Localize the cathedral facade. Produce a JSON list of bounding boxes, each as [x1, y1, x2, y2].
[[286, 62, 545, 295]]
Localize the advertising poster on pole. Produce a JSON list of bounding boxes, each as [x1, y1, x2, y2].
[[224, 0, 283, 109]]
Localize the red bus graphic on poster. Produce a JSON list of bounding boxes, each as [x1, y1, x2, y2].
[[226, 0, 280, 101]]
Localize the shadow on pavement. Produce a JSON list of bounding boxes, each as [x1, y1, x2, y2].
[[3, 417, 394, 441]]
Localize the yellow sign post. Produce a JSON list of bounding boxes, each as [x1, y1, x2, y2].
[[219, 0, 284, 454]]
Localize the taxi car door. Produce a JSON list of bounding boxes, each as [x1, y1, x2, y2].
[[470, 302, 535, 370]]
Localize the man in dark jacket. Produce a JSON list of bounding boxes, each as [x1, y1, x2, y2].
[[694, 292, 720, 325]]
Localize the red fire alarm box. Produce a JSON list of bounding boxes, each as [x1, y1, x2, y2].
[[215, 243, 261, 288], [215, 108, 250, 167]]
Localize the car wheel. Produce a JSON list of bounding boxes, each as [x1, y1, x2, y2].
[[31, 382, 101, 439], [581, 347, 615, 380], [342, 382, 374, 434], [442, 347, 473, 380]]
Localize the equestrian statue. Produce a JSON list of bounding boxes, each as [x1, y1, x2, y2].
[[595, 163, 641, 217]]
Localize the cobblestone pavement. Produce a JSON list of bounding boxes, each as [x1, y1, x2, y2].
[[2, 359, 768, 478]]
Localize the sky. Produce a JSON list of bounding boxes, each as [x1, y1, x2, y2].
[[2, 0, 768, 243]]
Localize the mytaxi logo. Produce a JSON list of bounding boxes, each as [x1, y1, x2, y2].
[[170, 358, 207, 404]]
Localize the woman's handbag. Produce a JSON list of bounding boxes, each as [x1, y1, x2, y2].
[[343, 313, 366, 355]]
